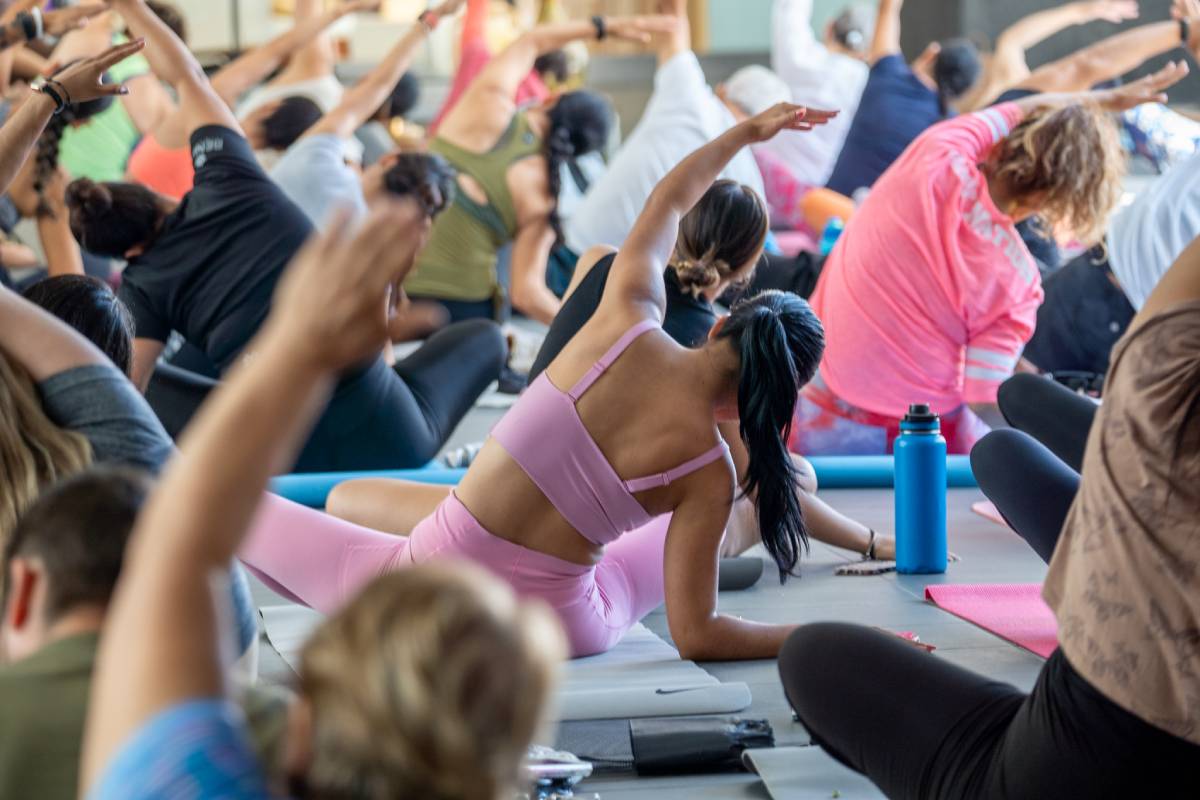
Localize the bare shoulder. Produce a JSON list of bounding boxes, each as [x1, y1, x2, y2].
[[508, 156, 553, 224]]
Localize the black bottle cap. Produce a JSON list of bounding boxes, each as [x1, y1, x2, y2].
[[905, 403, 938, 423]]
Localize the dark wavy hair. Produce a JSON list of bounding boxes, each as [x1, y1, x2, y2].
[[382, 152, 457, 218], [261, 95, 323, 150], [32, 67, 115, 218], [65, 179, 166, 259], [22, 275, 135, 375], [543, 90, 612, 244], [716, 291, 825, 581]]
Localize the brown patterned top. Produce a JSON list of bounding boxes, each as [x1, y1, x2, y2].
[[1044, 300, 1200, 744]]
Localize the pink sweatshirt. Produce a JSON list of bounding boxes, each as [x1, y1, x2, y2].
[[811, 103, 1043, 417]]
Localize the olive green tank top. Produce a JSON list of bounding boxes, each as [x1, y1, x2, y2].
[[405, 112, 543, 305]]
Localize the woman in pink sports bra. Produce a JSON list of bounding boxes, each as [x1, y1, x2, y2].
[[240, 102, 835, 659]]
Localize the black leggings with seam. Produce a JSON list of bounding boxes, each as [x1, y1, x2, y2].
[[969, 373, 1098, 562], [778, 624, 1199, 800], [292, 318, 506, 472]]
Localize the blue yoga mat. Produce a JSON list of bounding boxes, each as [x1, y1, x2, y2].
[[270, 456, 976, 508]]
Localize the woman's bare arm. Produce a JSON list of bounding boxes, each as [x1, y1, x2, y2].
[[603, 104, 831, 321], [80, 202, 429, 792]]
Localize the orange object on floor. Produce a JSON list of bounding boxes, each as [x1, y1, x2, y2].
[[800, 187, 855, 234]]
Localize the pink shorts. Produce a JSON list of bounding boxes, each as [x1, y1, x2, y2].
[[240, 493, 670, 657]]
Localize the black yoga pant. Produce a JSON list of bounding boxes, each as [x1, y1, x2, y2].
[[292, 319, 506, 473], [779, 624, 1200, 800], [971, 429, 1079, 563], [996, 372, 1097, 473], [972, 374, 1099, 562]]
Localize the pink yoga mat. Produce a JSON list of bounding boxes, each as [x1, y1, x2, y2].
[[925, 583, 1059, 658], [971, 500, 1008, 528]]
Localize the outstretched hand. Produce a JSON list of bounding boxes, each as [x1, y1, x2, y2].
[[50, 38, 146, 103], [336, 0, 381, 15], [606, 14, 681, 44], [1084, 0, 1139, 24], [269, 202, 428, 373], [743, 102, 839, 143], [1094, 59, 1189, 112]]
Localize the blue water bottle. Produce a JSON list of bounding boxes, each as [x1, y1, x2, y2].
[[818, 218, 845, 257], [894, 403, 948, 574]]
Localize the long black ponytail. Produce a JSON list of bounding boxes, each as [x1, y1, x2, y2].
[[33, 67, 115, 218], [717, 291, 825, 581], [543, 90, 612, 244]]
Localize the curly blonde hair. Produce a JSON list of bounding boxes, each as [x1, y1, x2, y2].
[[296, 563, 565, 800], [0, 352, 92, 549], [985, 103, 1125, 246]]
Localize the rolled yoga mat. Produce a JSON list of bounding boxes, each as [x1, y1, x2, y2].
[[270, 456, 978, 508]]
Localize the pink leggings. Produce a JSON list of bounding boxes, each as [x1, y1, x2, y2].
[[240, 493, 669, 657]]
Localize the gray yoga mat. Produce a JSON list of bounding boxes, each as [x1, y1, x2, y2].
[[261, 605, 750, 721], [744, 747, 886, 800]]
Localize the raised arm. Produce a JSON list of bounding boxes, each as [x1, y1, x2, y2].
[[656, 0, 692, 65], [79, 203, 427, 793], [868, 0, 903, 64], [0, 40, 142, 195], [0, 280, 107, 380], [604, 103, 835, 318], [272, 0, 339, 85], [210, 0, 377, 109], [307, 0, 464, 140], [996, 1, 1137, 62], [1020, 16, 1189, 94], [1012, 58, 1187, 116], [112, 0, 240, 134], [464, 14, 674, 106]]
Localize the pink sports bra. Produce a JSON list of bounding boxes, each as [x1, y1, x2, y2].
[[491, 319, 729, 547]]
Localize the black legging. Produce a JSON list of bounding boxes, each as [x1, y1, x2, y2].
[[970, 374, 1099, 562], [293, 319, 506, 472], [779, 624, 1200, 799], [146, 320, 505, 472]]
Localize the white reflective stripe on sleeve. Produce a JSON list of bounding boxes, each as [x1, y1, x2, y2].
[[965, 365, 1011, 383], [977, 108, 1011, 142], [966, 347, 1019, 370]]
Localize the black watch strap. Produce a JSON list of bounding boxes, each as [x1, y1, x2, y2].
[[592, 14, 607, 41]]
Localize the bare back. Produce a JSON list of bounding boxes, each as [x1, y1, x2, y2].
[[455, 315, 734, 565]]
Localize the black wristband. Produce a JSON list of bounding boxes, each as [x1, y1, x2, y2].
[[591, 14, 607, 41], [16, 11, 36, 42], [38, 81, 66, 114], [1181, 18, 1191, 48]]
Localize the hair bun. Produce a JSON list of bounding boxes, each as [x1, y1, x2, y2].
[[672, 255, 726, 297], [65, 178, 113, 218]]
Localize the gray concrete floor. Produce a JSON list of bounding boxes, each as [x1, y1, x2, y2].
[[249, 401, 1049, 799]]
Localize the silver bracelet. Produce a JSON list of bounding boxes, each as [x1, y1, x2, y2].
[[31, 6, 43, 40]]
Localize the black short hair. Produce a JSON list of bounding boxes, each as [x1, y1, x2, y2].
[[379, 71, 420, 120], [1, 467, 150, 623], [261, 96, 323, 150], [22, 275, 135, 375]]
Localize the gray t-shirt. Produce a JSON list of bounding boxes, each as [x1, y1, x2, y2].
[[270, 133, 367, 229], [38, 364, 173, 474]]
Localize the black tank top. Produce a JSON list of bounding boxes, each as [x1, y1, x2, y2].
[[529, 253, 717, 383]]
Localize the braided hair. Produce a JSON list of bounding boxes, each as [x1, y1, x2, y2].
[[542, 90, 612, 244], [33, 69, 115, 218]]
